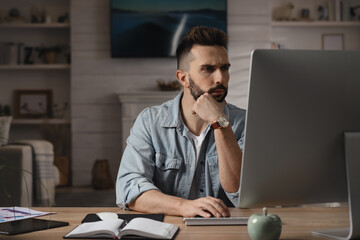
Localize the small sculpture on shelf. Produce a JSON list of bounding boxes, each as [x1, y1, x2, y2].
[[57, 12, 69, 23], [4, 8, 25, 23], [318, 6, 329, 21], [299, 8, 312, 21], [273, 3, 294, 21], [52, 102, 69, 119], [35, 45, 64, 64], [350, 5, 360, 21], [0, 104, 11, 116], [30, 5, 46, 23]]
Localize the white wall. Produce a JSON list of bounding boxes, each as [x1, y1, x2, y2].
[[71, 0, 270, 185]]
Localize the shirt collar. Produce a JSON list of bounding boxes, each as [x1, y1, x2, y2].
[[161, 91, 183, 128]]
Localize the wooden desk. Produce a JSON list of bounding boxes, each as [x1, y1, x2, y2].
[[1, 207, 349, 239]]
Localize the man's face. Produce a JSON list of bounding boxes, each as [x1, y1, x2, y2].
[[187, 45, 230, 103], [189, 76, 228, 102]]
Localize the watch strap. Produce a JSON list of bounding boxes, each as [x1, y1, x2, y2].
[[210, 121, 220, 130]]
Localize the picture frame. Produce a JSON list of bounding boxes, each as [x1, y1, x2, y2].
[[322, 33, 344, 50], [14, 90, 53, 118], [110, 0, 227, 57]]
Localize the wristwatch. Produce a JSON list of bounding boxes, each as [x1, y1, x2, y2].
[[210, 115, 229, 130]]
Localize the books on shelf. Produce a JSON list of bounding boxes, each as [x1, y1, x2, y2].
[[327, 0, 353, 22], [0, 42, 31, 65], [64, 217, 179, 239]]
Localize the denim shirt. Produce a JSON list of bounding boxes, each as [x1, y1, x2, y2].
[[116, 91, 246, 209]]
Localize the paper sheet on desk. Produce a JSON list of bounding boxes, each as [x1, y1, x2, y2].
[[0, 207, 55, 223]]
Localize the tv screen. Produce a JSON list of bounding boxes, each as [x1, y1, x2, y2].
[[110, 0, 227, 58]]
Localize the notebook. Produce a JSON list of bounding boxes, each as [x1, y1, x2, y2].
[[63, 217, 179, 239]]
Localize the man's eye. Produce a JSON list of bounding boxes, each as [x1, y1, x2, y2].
[[221, 65, 230, 71], [203, 66, 214, 72]]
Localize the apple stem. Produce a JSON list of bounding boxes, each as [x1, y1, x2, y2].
[[263, 207, 268, 216]]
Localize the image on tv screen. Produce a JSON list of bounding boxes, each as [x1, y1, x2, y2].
[[110, 0, 227, 58]]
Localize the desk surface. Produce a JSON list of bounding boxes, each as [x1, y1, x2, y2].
[[1, 207, 349, 239]]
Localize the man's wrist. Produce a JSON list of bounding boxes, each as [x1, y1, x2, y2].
[[210, 115, 229, 130]]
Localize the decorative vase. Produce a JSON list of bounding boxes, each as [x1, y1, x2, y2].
[[44, 51, 56, 64]]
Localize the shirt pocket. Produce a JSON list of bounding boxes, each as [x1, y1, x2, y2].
[[154, 152, 182, 195], [155, 152, 182, 170]]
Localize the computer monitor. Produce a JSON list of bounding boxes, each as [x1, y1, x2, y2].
[[239, 49, 360, 239]]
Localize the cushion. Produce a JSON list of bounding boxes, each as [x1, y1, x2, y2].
[[0, 116, 12, 146]]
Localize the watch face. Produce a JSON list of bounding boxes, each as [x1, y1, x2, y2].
[[218, 116, 229, 128]]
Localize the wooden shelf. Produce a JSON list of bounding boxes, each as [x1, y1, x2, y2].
[[12, 118, 70, 125], [0, 23, 70, 29], [271, 21, 360, 27], [0, 64, 70, 70]]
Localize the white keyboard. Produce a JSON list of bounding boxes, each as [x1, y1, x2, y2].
[[183, 216, 248, 226]]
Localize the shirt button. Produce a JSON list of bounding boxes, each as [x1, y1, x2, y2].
[[200, 161, 204, 165], [200, 189, 204, 193], [161, 163, 165, 168]]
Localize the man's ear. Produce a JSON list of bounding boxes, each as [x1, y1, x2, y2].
[[176, 70, 189, 88]]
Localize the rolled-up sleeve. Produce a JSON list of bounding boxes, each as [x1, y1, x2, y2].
[[116, 109, 159, 209]]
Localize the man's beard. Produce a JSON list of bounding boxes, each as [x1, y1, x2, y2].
[[189, 76, 228, 103]]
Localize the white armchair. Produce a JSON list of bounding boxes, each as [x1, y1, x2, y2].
[[0, 116, 59, 206], [0, 140, 59, 207], [0, 144, 33, 206]]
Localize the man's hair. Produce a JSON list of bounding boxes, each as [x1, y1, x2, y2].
[[176, 26, 228, 71]]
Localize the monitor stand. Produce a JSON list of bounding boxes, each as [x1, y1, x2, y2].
[[312, 132, 360, 240]]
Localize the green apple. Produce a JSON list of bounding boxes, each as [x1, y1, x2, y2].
[[247, 207, 282, 240]]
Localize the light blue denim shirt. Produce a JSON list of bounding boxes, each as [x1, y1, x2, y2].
[[116, 91, 246, 209]]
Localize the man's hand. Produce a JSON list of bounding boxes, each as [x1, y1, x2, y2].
[[180, 196, 230, 218], [192, 93, 226, 124]]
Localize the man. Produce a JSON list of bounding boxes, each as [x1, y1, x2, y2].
[[116, 26, 246, 218]]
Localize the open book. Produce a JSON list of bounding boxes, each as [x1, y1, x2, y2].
[[64, 217, 179, 239]]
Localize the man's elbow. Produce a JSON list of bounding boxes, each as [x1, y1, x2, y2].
[[222, 181, 240, 193]]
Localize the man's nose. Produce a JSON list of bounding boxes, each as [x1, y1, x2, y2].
[[214, 69, 225, 85]]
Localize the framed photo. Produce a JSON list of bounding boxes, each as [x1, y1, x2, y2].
[[322, 33, 344, 50], [110, 0, 227, 57], [14, 90, 53, 118]]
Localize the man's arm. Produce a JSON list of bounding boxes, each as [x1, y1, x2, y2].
[[128, 189, 230, 218], [192, 93, 242, 193], [213, 126, 242, 192], [117, 107, 230, 218]]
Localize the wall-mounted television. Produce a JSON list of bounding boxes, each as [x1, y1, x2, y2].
[[110, 0, 227, 58]]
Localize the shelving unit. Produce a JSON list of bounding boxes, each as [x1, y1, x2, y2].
[[0, 0, 71, 144], [12, 118, 70, 125], [271, 21, 360, 27], [0, 23, 70, 28], [269, 0, 360, 50], [0, 0, 71, 122], [0, 64, 70, 70]]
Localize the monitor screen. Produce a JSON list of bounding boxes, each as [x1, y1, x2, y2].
[[239, 49, 360, 208], [110, 0, 227, 58]]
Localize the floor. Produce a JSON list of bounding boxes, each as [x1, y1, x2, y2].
[[55, 186, 117, 207]]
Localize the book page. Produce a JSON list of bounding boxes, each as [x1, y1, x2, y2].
[[119, 218, 178, 239], [65, 219, 124, 238]]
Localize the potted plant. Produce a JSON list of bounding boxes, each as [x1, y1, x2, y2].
[[35, 45, 63, 64]]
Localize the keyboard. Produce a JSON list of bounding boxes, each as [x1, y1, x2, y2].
[[183, 216, 248, 226]]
